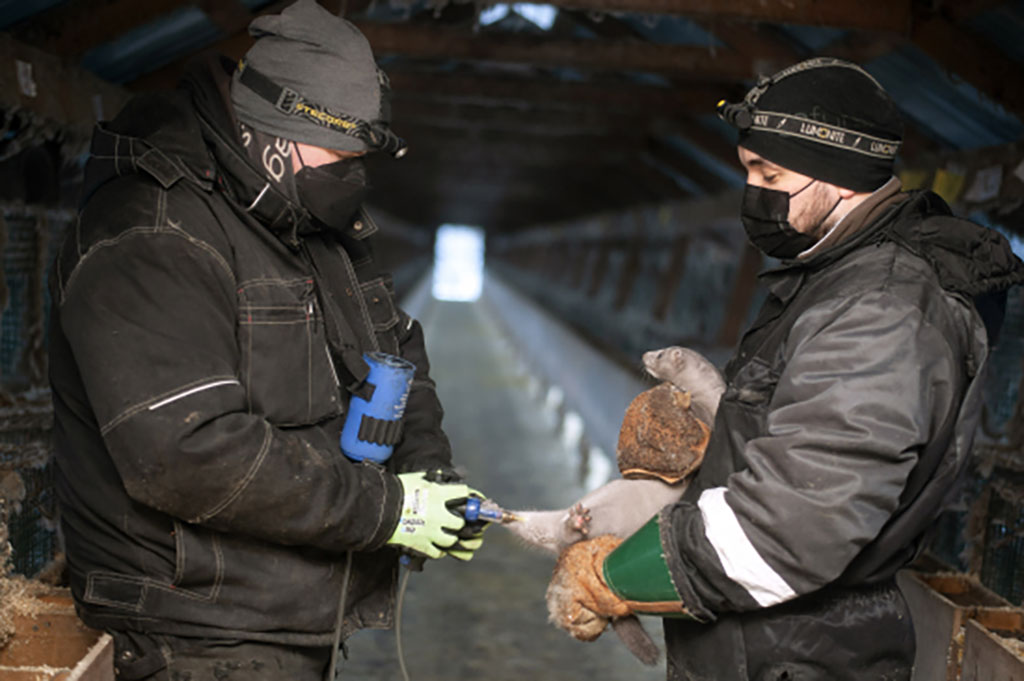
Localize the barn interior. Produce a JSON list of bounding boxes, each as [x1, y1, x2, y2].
[[0, 0, 1023, 678]]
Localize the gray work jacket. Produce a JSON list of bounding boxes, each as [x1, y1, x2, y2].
[[659, 191, 1024, 681]]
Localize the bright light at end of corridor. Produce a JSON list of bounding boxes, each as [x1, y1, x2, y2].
[[432, 224, 485, 302], [479, 3, 558, 29]]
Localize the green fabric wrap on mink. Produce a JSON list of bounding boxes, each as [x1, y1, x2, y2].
[[602, 515, 689, 616]]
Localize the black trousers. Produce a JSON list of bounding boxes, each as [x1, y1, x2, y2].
[[111, 631, 333, 681], [665, 579, 916, 681]]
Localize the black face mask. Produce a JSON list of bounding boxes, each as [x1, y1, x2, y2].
[[740, 181, 820, 260], [294, 157, 370, 231]]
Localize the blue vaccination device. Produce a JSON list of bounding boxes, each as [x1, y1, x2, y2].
[[460, 496, 505, 524], [340, 352, 416, 463]]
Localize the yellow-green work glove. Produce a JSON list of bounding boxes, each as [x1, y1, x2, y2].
[[447, 533, 484, 561], [387, 472, 469, 559]]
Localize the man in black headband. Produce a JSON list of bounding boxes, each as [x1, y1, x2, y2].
[[547, 58, 1024, 680], [49, 1, 482, 679]]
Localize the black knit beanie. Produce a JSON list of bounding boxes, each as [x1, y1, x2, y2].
[[718, 58, 903, 192]]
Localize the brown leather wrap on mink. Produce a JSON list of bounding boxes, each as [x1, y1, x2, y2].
[[616, 383, 710, 484]]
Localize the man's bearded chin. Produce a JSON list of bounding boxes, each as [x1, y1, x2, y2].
[[795, 183, 841, 241]]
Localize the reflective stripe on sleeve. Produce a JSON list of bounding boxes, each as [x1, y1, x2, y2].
[[148, 379, 241, 411], [697, 486, 797, 607]]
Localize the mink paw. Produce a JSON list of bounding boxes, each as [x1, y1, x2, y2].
[[567, 503, 592, 536]]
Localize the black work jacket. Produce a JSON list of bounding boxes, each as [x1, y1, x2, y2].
[[658, 192, 1024, 681], [48, 61, 452, 645]]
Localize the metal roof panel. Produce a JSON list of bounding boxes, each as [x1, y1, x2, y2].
[[864, 45, 1023, 149]]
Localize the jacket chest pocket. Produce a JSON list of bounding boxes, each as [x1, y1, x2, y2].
[[708, 357, 782, 473], [724, 356, 780, 409], [237, 278, 342, 426]]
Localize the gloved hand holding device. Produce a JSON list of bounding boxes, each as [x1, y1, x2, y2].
[[446, 486, 489, 561]]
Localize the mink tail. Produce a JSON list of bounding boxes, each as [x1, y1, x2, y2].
[[612, 615, 661, 666]]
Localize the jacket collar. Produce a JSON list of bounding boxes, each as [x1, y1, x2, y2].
[[79, 89, 216, 208], [797, 177, 906, 260], [184, 57, 312, 249], [760, 189, 1024, 300], [78, 54, 307, 246]]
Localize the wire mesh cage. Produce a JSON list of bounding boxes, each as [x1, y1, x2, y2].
[[5, 463, 56, 575], [980, 483, 1024, 605], [1, 207, 69, 578], [926, 286, 1024, 602]]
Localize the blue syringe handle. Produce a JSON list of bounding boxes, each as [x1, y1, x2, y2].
[[463, 496, 482, 522], [459, 497, 504, 523]]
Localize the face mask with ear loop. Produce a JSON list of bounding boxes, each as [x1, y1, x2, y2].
[[293, 145, 370, 231], [740, 179, 842, 260]]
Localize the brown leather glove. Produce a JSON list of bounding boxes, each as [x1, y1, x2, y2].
[[546, 535, 631, 641]]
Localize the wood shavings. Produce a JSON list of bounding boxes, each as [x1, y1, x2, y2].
[[997, 631, 1024, 659], [0, 663, 71, 680], [0, 388, 53, 434], [0, 574, 59, 650], [0, 441, 50, 471], [0, 471, 25, 516]]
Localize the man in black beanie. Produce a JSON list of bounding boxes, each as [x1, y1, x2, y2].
[[547, 58, 1024, 680], [49, 1, 485, 679]]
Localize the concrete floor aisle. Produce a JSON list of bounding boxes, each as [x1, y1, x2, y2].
[[340, 293, 666, 680]]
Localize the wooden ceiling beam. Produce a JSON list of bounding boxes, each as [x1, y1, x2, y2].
[[392, 114, 615, 137], [655, 118, 743, 174], [696, 19, 805, 82], [939, 0, 1007, 23], [374, 175, 680, 215], [375, 139, 634, 167], [375, 200, 578, 232], [910, 14, 1024, 118], [374, 158, 657, 192], [390, 99, 650, 137], [561, 10, 649, 41], [516, 0, 913, 33], [371, 180, 629, 219], [386, 71, 726, 114], [645, 138, 729, 194], [14, 0, 342, 59], [398, 119, 643, 144], [626, 160, 694, 200], [14, 0, 186, 58], [372, 159, 635, 186], [198, 0, 254, 34], [374, 189, 644, 231], [132, 25, 734, 111], [701, 20, 804, 63], [822, 15, 1024, 120], [355, 21, 752, 80]]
